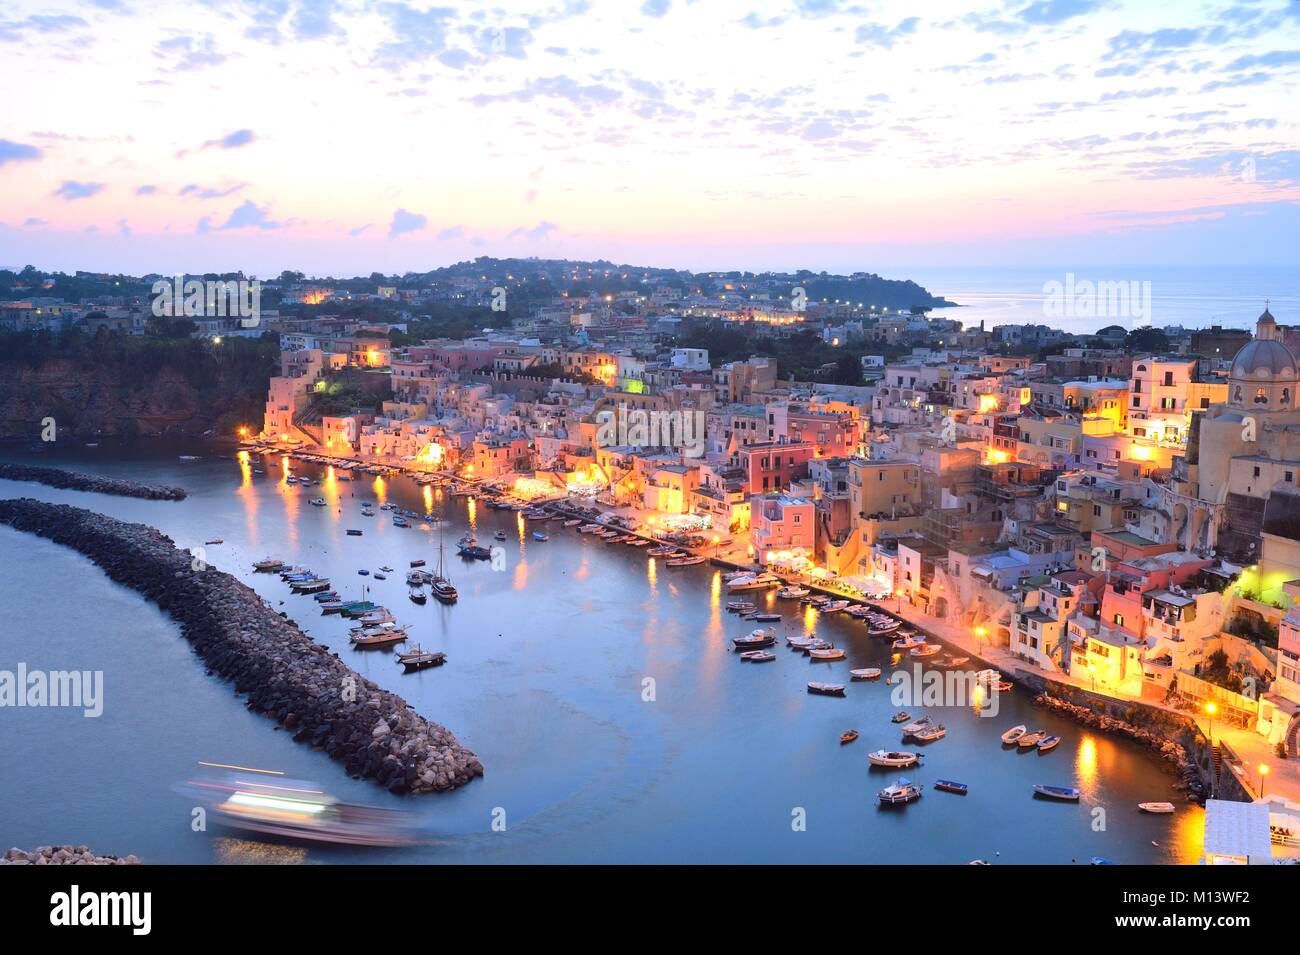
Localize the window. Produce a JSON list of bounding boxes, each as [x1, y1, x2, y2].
[[1163, 372, 1174, 387], [1113, 613, 1124, 627], [1254, 466, 1261, 478]]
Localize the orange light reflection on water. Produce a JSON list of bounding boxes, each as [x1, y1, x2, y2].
[[647, 557, 657, 591], [1075, 735, 1099, 799], [467, 497, 477, 532]]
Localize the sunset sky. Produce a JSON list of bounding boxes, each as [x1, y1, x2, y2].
[[1, 0, 1297, 275]]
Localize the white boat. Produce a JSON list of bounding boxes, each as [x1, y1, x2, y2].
[[820, 600, 850, 613], [892, 635, 925, 650], [807, 682, 846, 696], [868, 619, 901, 636], [727, 572, 779, 592], [739, 650, 776, 662], [850, 667, 882, 680], [1138, 802, 1176, 814], [877, 779, 923, 805], [868, 750, 920, 768], [1017, 731, 1046, 749], [901, 716, 933, 734], [909, 643, 942, 657], [808, 647, 846, 661], [777, 585, 809, 599], [1000, 724, 1028, 745], [787, 636, 816, 649], [911, 724, 946, 742]]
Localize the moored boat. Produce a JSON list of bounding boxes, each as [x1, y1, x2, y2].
[[738, 650, 776, 662], [253, 557, 285, 572], [868, 750, 919, 767], [909, 643, 942, 657], [1033, 784, 1081, 801], [666, 555, 705, 566], [877, 778, 923, 805], [1017, 731, 1046, 749], [911, 723, 946, 742], [935, 779, 969, 795], [1037, 735, 1061, 752], [807, 682, 846, 697], [891, 711, 912, 724], [1000, 724, 1027, 745], [808, 647, 846, 661], [840, 729, 859, 745], [850, 667, 882, 681], [396, 645, 445, 672], [1138, 802, 1176, 814], [819, 599, 850, 613], [777, 585, 809, 599]]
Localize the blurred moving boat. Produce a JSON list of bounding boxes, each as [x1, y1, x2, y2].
[[183, 768, 422, 847]]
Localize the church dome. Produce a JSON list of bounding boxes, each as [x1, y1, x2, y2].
[[1230, 305, 1295, 380], [1230, 339, 1297, 379]]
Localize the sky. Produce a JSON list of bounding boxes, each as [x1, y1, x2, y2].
[[0, 0, 1298, 277]]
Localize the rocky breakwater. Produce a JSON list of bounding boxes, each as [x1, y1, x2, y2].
[[0, 498, 483, 794], [3, 846, 140, 866], [0, 463, 186, 500], [1035, 692, 1202, 793]]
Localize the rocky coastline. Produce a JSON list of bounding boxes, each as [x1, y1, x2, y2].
[[0, 463, 187, 500], [2, 846, 140, 866], [0, 498, 483, 794], [1034, 692, 1203, 793]]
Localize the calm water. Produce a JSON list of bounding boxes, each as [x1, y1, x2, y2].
[[903, 265, 1298, 335], [0, 443, 1203, 863]]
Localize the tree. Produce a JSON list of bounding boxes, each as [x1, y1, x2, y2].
[[1125, 327, 1169, 353], [832, 353, 864, 386]]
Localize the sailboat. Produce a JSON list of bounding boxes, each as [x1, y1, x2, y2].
[[431, 523, 459, 604]]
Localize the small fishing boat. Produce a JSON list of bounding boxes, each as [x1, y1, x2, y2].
[[647, 545, 678, 556], [350, 624, 408, 648], [808, 647, 846, 661], [807, 682, 846, 697], [739, 650, 776, 662], [868, 619, 901, 636], [877, 779, 923, 805], [868, 750, 919, 767], [293, 579, 333, 594], [626, 538, 650, 547], [1017, 731, 1046, 749], [408, 589, 427, 605], [1037, 735, 1061, 752], [409, 559, 426, 568], [310, 498, 327, 507], [392, 516, 409, 528], [379, 566, 394, 573], [909, 643, 942, 657], [777, 585, 809, 599], [396, 645, 445, 672], [346, 529, 363, 536], [820, 600, 850, 613], [204, 538, 223, 545], [911, 723, 946, 742], [727, 572, 779, 592], [892, 634, 926, 650], [901, 716, 932, 735], [935, 779, 969, 795], [787, 636, 816, 650], [850, 667, 882, 681], [891, 711, 912, 724], [563, 519, 583, 527], [1000, 724, 1027, 745], [531, 531, 548, 542], [1033, 784, 1081, 802], [750, 612, 781, 622], [726, 600, 756, 613], [253, 558, 285, 572], [666, 555, 705, 566], [319, 601, 344, 613], [733, 629, 777, 650], [358, 569, 370, 576], [1138, 802, 1176, 814], [840, 730, 860, 745]]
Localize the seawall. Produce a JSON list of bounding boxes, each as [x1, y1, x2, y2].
[[0, 463, 186, 501], [0, 498, 483, 794]]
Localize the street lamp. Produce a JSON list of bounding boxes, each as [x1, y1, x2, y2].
[[1259, 763, 1270, 798], [1205, 702, 1216, 748], [1087, 662, 1097, 693]]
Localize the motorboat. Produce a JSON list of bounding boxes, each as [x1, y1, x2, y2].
[[406, 570, 429, 586], [531, 531, 549, 542], [891, 711, 912, 724], [868, 750, 919, 767], [891, 634, 926, 651], [935, 780, 969, 795], [901, 716, 933, 735], [253, 558, 285, 572], [808, 647, 846, 661], [840, 730, 859, 744], [777, 585, 810, 599], [373, 573, 387, 581], [750, 612, 782, 622], [409, 559, 426, 568], [408, 589, 427, 605], [1037, 735, 1061, 752], [666, 556, 705, 566], [1001, 724, 1028, 745], [727, 572, 779, 592], [733, 629, 777, 650], [726, 600, 756, 613], [877, 779, 923, 805], [1138, 802, 1176, 814], [909, 643, 942, 657], [396, 645, 446, 672], [787, 636, 816, 650], [1033, 784, 1081, 802], [819, 600, 850, 613], [392, 516, 410, 528], [807, 682, 846, 697], [350, 624, 408, 648], [738, 650, 776, 662], [911, 724, 946, 742], [310, 498, 327, 507], [868, 619, 901, 636], [850, 667, 882, 681]]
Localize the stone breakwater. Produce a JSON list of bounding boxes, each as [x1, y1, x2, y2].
[[1034, 692, 1201, 791], [3, 845, 140, 865], [0, 463, 186, 500], [0, 498, 483, 794]]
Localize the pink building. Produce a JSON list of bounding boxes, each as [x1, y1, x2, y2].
[[751, 495, 816, 564], [731, 441, 815, 495]]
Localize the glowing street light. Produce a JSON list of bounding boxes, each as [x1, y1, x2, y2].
[[1259, 763, 1270, 797]]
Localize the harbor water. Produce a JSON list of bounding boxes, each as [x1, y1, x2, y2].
[[0, 443, 1204, 863]]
